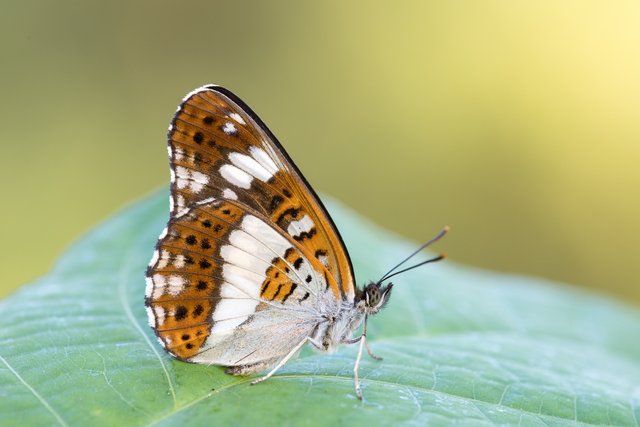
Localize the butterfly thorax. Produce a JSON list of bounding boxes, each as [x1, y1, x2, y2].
[[311, 282, 393, 351], [311, 300, 362, 351]]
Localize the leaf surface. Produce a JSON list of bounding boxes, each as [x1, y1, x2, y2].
[[1, 190, 639, 426]]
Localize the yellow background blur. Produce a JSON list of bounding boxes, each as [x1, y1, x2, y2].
[[1, 1, 639, 305]]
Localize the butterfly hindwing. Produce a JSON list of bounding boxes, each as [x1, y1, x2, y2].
[[145, 200, 241, 360], [146, 199, 337, 362]]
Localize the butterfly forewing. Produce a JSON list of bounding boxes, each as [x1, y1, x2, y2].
[[146, 85, 355, 365], [166, 86, 354, 299]]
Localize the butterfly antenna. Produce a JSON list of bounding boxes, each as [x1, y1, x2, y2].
[[379, 253, 447, 282], [377, 226, 449, 284]]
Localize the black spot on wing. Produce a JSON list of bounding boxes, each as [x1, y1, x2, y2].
[[276, 207, 300, 226], [293, 228, 317, 242], [281, 283, 298, 303], [175, 306, 188, 321], [315, 249, 327, 258], [193, 152, 203, 165], [261, 280, 271, 295], [193, 132, 204, 144], [271, 283, 285, 300], [193, 304, 204, 317], [201, 238, 211, 250], [284, 247, 295, 259], [270, 195, 283, 213]]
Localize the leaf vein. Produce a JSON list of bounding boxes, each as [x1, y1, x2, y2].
[[0, 354, 69, 427]]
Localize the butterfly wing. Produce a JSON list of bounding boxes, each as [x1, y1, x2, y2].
[[166, 86, 354, 299], [145, 86, 355, 365]]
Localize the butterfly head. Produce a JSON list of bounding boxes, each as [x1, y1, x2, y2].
[[356, 282, 394, 315], [355, 227, 450, 315]]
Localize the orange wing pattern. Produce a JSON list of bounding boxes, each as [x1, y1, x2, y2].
[[167, 87, 354, 298], [145, 86, 355, 362]]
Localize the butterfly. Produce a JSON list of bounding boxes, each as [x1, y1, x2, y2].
[[145, 85, 447, 399]]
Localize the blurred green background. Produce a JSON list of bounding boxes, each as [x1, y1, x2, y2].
[[1, 1, 639, 305]]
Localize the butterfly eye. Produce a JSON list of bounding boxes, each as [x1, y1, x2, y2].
[[361, 283, 393, 313], [370, 288, 380, 305], [365, 285, 381, 307]]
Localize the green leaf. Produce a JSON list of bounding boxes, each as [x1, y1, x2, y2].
[[1, 189, 640, 427]]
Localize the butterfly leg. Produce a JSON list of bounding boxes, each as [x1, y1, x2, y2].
[[365, 341, 383, 361], [353, 333, 366, 399], [352, 314, 380, 400], [343, 335, 383, 361], [250, 336, 315, 385], [342, 327, 384, 360]]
